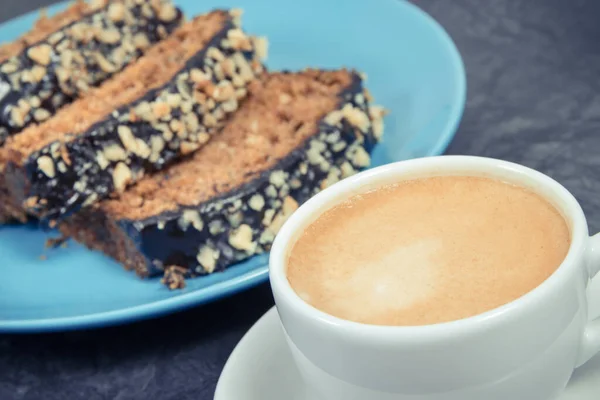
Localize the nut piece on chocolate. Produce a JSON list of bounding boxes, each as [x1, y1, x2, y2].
[[0, 0, 183, 142], [60, 70, 386, 283], [0, 9, 267, 223]]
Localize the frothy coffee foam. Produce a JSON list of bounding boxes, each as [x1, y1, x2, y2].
[[287, 176, 571, 326]]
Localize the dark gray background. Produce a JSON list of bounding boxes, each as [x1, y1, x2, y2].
[[2, 0, 600, 399]]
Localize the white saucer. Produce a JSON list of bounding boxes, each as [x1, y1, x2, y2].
[[215, 305, 600, 400]]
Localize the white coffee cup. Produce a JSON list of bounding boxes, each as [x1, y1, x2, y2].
[[269, 156, 600, 400]]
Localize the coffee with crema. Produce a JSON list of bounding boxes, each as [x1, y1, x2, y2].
[[286, 176, 571, 326]]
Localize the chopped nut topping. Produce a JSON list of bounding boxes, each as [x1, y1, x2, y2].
[[103, 144, 127, 161], [228, 29, 252, 51], [158, 3, 177, 22], [282, 196, 299, 216], [190, 68, 210, 84], [208, 220, 225, 235], [17, 99, 31, 114], [340, 161, 356, 178], [220, 58, 235, 77], [60, 145, 72, 166], [30, 66, 47, 82], [73, 177, 87, 193], [197, 245, 220, 273], [259, 230, 275, 246], [98, 28, 121, 44], [299, 162, 308, 175], [28, 96, 41, 108], [23, 196, 39, 209], [350, 145, 371, 167], [269, 170, 286, 187], [112, 162, 132, 192], [157, 25, 168, 39], [33, 108, 51, 122], [369, 105, 387, 140], [89, 0, 108, 11], [235, 88, 247, 99], [183, 113, 200, 133], [207, 47, 226, 61], [321, 168, 341, 190], [161, 126, 174, 141], [229, 8, 243, 26], [253, 36, 269, 60], [326, 131, 341, 143], [133, 33, 151, 50], [372, 118, 384, 139], [221, 99, 238, 113], [10, 107, 25, 127], [55, 66, 69, 85], [203, 113, 218, 128], [27, 44, 52, 66], [324, 110, 343, 126], [265, 185, 278, 198], [197, 133, 210, 144], [262, 209, 276, 226], [96, 151, 109, 169], [341, 104, 370, 132], [179, 209, 204, 231], [249, 194, 265, 211], [180, 141, 200, 155], [231, 75, 245, 89], [290, 178, 302, 189], [94, 52, 116, 73], [118, 125, 137, 151], [332, 141, 347, 152], [152, 102, 171, 119], [134, 102, 154, 122], [228, 199, 243, 212], [213, 81, 235, 101], [60, 50, 74, 68], [149, 136, 165, 162], [70, 22, 93, 43], [227, 211, 243, 228], [169, 119, 184, 136], [118, 125, 151, 158], [166, 93, 182, 109], [232, 52, 254, 82], [228, 224, 256, 252], [82, 192, 99, 207], [108, 2, 125, 21], [1, 62, 18, 74], [306, 140, 328, 166], [37, 156, 56, 178]]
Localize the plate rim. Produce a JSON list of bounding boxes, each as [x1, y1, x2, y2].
[[0, 0, 466, 333]]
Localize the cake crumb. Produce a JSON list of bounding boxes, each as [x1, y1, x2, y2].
[[45, 235, 69, 249], [161, 265, 187, 290]]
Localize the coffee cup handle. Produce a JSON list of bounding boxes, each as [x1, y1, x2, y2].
[[575, 233, 600, 367]]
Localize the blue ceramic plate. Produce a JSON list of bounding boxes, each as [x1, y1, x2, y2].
[[0, 0, 465, 332]]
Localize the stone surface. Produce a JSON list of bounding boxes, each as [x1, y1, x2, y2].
[[3, 0, 600, 399]]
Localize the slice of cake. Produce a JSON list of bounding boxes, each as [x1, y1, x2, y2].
[[60, 70, 385, 285], [0, 9, 267, 223], [0, 0, 183, 142]]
